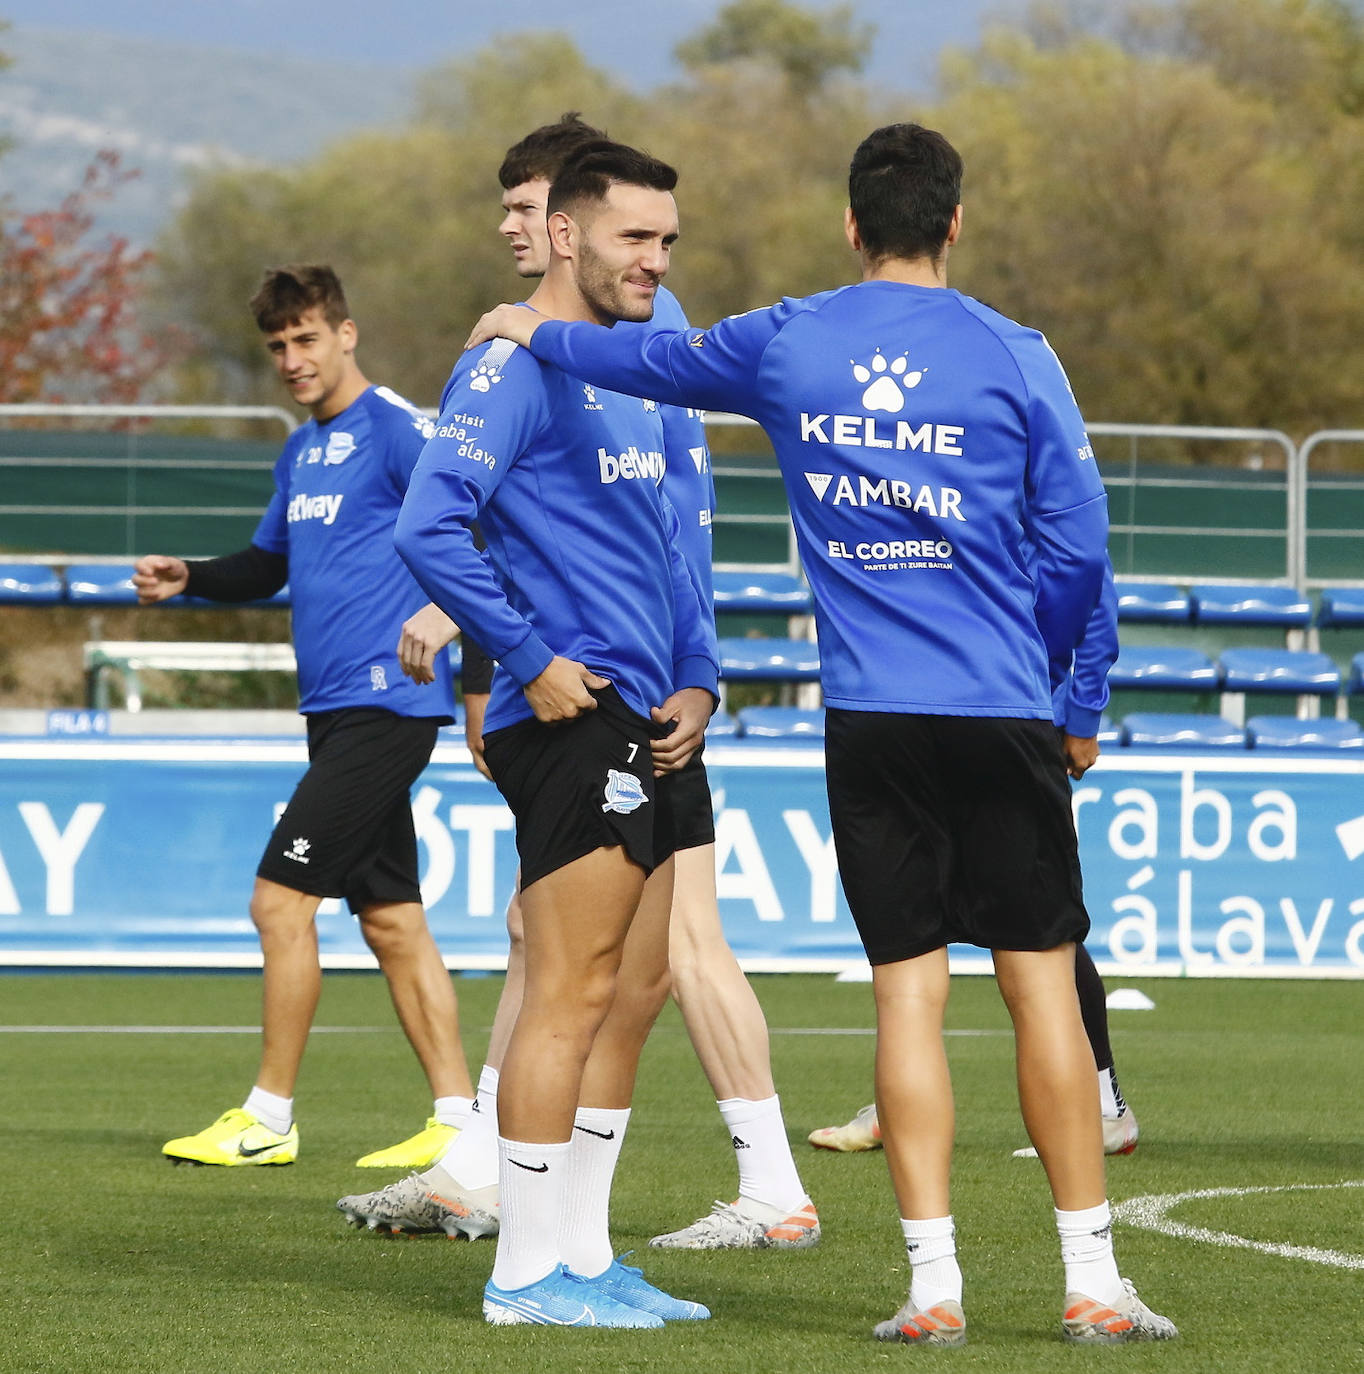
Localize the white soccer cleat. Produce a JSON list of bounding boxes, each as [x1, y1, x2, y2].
[[649, 1196, 820, 1250], [872, 1295, 967, 1346], [336, 1171, 499, 1239], [808, 1103, 882, 1152], [1013, 1108, 1140, 1159], [1063, 1278, 1177, 1343]]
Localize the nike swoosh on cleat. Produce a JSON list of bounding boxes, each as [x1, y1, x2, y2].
[[574, 1126, 616, 1140], [238, 1140, 287, 1157], [510, 1159, 549, 1173]]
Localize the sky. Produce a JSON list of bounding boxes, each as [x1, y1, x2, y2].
[[0, 0, 1004, 91]]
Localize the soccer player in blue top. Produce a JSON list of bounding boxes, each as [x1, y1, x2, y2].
[[134, 265, 474, 1172], [394, 142, 717, 1328], [466, 124, 1177, 1345], [342, 114, 818, 1256]]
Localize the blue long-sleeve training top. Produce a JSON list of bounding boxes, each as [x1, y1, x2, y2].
[[394, 331, 718, 735], [528, 280, 1110, 719]]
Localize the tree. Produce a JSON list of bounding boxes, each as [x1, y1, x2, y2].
[[0, 150, 163, 403], [676, 0, 873, 91]]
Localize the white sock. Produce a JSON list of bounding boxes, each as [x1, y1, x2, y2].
[[490, 1136, 570, 1292], [717, 1095, 807, 1213], [558, 1107, 631, 1279], [903, 1215, 962, 1310], [1056, 1201, 1123, 1305], [433, 1095, 474, 1129], [243, 1086, 292, 1136], [429, 1064, 499, 1189], [1097, 1067, 1128, 1120]]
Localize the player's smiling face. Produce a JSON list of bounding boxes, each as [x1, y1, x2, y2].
[[499, 178, 552, 278], [573, 183, 678, 325], [263, 307, 357, 420]]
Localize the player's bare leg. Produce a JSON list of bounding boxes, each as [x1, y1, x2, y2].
[[250, 877, 325, 1098]]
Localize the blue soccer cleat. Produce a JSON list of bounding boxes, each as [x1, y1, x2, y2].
[[577, 1256, 710, 1320], [482, 1265, 664, 1327]]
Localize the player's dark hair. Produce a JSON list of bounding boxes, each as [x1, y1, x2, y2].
[[546, 140, 678, 218], [249, 265, 350, 333], [848, 123, 962, 265], [499, 112, 607, 189]]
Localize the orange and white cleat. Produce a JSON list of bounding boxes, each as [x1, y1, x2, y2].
[[873, 1296, 967, 1346], [649, 1195, 820, 1250], [1063, 1279, 1177, 1343]]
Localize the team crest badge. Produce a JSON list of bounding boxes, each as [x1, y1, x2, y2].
[[602, 769, 648, 814]]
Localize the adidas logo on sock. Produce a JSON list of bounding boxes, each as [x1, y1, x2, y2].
[[731, 1135, 750, 1150]]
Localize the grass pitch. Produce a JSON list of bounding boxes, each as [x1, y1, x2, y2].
[[1, 972, 1360, 1373]]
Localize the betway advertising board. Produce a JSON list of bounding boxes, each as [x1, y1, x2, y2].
[[0, 740, 1361, 976]]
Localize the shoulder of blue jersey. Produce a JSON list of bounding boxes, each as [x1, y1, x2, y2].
[[370, 384, 436, 440]]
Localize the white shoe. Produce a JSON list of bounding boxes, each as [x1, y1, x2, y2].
[[649, 1196, 820, 1250], [1013, 1108, 1139, 1159], [336, 1171, 499, 1239], [872, 1295, 967, 1346], [1063, 1278, 1177, 1343], [808, 1103, 882, 1152]]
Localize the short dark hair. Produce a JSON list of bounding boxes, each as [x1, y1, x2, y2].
[[499, 113, 607, 189], [249, 265, 350, 333], [848, 124, 963, 265], [546, 140, 678, 219]]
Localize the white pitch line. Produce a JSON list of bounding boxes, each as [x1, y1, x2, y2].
[[1115, 1181, 1364, 1270]]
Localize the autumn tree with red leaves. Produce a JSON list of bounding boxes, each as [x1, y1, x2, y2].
[[0, 148, 163, 403]]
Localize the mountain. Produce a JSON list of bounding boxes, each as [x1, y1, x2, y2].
[[0, 3, 1015, 245]]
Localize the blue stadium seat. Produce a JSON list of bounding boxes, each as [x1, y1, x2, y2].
[[736, 706, 824, 739], [63, 563, 139, 605], [1348, 653, 1364, 695], [711, 570, 812, 616], [705, 711, 739, 738], [1107, 646, 1220, 690], [0, 563, 64, 604], [1246, 716, 1364, 750], [1316, 588, 1364, 629], [1218, 648, 1341, 696], [717, 636, 820, 682], [1114, 581, 1192, 623], [1121, 713, 1247, 749], [1097, 715, 1121, 747], [1190, 583, 1312, 627]]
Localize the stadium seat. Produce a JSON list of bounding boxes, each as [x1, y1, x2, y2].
[[1121, 713, 1247, 749], [1348, 653, 1364, 695], [1316, 587, 1364, 629], [1218, 647, 1341, 725], [1107, 646, 1220, 690], [1246, 716, 1364, 750], [711, 570, 812, 616], [736, 705, 824, 740], [1190, 583, 1313, 627], [0, 563, 64, 604], [705, 711, 739, 738], [717, 635, 821, 710], [1096, 714, 1121, 747], [1114, 581, 1192, 623], [63, 562, 140, 605]]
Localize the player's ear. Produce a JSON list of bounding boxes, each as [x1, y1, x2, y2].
[[843, 206, 861, 252], [337, 318, 358, 354], [946, 204, 963, 246], [547, 210, 576, 260]]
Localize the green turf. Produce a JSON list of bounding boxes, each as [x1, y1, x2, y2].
[[1, 973, 1360, 1372]]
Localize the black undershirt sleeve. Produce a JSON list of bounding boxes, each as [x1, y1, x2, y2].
[[182, 545, 289, 603]]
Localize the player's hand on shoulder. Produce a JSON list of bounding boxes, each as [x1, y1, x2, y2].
[[649, 687, 715, 775], [132, 554, 189, 604], [464, 303, 547, 354], [398, 603, 459, 684], [524, 656, 609, 723]]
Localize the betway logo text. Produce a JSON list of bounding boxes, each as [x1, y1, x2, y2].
[[598, 447, 665, 484], [287, 493, 344, 526], [800, 414, 965, 454], [804, 473, 965, 521]]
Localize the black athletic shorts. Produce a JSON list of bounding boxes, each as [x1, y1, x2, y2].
[[824, 710, 1088, 963], [669, 750, 716, 853], [256, 708, 439, 913], [482, 684, 683, 890]]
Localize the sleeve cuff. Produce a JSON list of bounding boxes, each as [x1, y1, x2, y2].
[[499, 633, 555, 687], [1064, 702, 1104, 739], [674, 654, 720, 706]]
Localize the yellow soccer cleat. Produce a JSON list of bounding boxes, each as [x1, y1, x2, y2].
[[162, 1108, 298, 1166], [354, 1117, 457, 1170]]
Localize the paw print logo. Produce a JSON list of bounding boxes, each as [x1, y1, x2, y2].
[[290, 837, 310, 856], [469, 360, 503, 393], [852, 350, 924, 414]]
